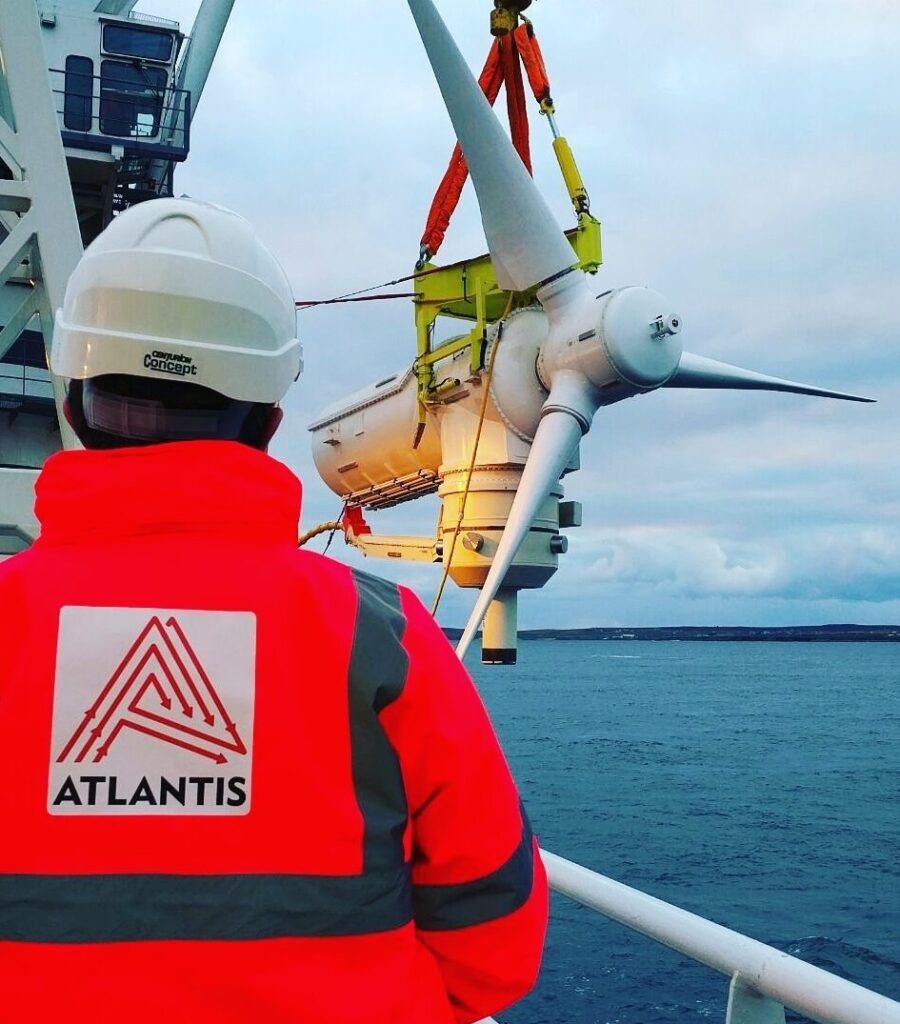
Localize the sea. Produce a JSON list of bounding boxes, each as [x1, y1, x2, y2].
[[467, 640, 900, 1024]]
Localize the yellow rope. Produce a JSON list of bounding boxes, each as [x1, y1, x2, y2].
[[298, 521, 343, 549], [431, 293, 515, 616]]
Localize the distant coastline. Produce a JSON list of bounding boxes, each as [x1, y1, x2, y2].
[[445, 624, 900, 642]]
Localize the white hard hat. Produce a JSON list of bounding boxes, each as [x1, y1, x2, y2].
[[52, 198, 302, 404]]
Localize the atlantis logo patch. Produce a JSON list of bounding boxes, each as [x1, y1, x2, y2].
[[49, 608, 255, 815]]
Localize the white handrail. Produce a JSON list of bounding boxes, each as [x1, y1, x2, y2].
[[542, 849, 900, 1024]]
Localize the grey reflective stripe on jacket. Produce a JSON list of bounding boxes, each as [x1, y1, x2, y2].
[[0, 870, 412, 942]]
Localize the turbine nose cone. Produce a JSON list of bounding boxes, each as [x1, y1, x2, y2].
[[600, 286, 683, 389]]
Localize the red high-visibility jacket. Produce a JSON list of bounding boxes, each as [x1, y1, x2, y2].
[[0, 441, 547, 1024]]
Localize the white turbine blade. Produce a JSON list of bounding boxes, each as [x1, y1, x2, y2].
[[668, 352, 875, 403], [456, 410, 584, 661], [408, 0, 578, 292]]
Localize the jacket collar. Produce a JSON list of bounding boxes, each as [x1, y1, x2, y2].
[[34, 441, 302, 546]]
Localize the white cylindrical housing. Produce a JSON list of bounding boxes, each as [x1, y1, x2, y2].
[[309, 368, 442, 505], [439, 469, 563, 590], [539, 286, 683, 398]]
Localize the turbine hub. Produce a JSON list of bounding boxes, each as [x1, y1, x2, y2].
[[599, 286, 683, 389], [538, 285, 684, 396]]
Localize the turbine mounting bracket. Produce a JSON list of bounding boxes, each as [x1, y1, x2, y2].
[[411, 220, 602, 445]]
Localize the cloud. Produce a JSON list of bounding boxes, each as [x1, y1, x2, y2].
[[580, 527, 784, 597], [571, 523, 900, 604]]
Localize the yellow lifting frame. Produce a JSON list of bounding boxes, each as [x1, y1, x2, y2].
[[412, 217, 601, 438], [414, 217, 601, 369]]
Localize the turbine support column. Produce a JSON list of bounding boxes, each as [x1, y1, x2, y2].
[[482, 588, 519, 665], [438, 466, 563, 591], [456, 410, 585, 661]]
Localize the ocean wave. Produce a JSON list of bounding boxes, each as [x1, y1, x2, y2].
[[784, 935, 900, 971]]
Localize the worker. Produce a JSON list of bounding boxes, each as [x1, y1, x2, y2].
[[0, 198, 547, 1023]]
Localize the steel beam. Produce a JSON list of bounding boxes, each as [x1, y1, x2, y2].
[[0, 179, 31, 212], [176, 0, 237, 114], [0, 288, 38, 359], [0, 0, 84, 549]]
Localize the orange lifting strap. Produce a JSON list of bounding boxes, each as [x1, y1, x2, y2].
[[420, 21, 552, 262]]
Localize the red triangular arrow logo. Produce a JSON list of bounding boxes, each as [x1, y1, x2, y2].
[[57, 615, 247, 765]]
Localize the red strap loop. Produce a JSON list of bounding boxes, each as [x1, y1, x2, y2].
[[513, 22, 551, 104], [420, 24, 553, 260]]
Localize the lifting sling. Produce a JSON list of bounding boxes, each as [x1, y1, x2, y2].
[[420, 20, 553, 262]]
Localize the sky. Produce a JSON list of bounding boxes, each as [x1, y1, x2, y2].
[[143, 0, 900, 630]]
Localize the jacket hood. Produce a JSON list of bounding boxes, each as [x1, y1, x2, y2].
[[34, 441, 302, 546]]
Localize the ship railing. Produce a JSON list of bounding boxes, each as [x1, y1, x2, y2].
[[48, 68, 190, 164], [486, 850, 900, 1024]]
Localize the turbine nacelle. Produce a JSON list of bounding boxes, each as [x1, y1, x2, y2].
[[540, 280, 683, 422], [490, 282, 683, 440]]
